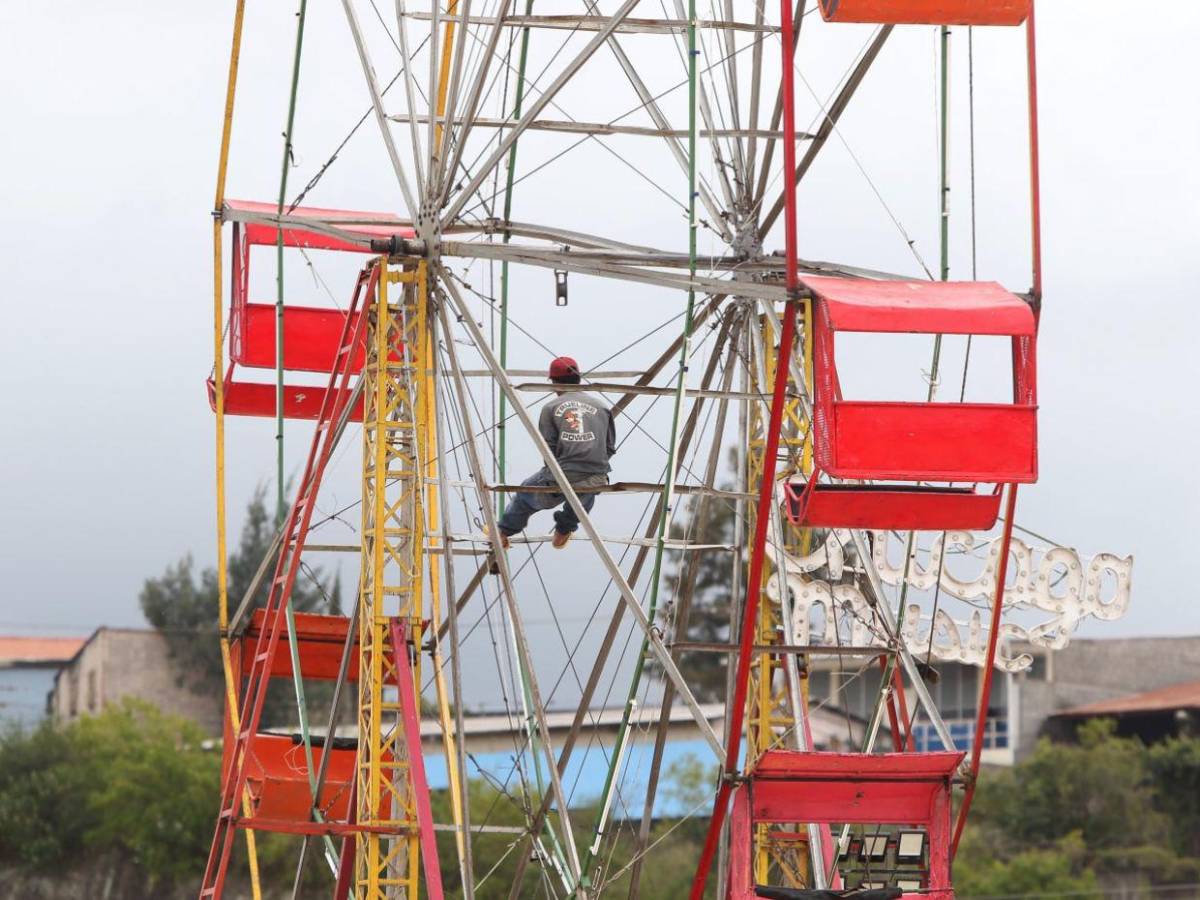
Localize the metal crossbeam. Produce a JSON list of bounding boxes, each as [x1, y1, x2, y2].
[[447, 531, 736, 551], [440, 241, 790, 300], [487, 480, 752, 500], [402, 11, 778, 33], [390, 112, 809, 140], [513, 380, 789, 401]]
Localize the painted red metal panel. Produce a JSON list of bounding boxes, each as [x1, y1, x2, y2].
[[209, 377, 365, 423], [753, 750, 963, 781], [802, 276, 1034, 336], [726, 786, 756, 900], [753, 778, 938, 824], [243, 734, 355, 822], [928, 768, 954, 895], [783, 482, 1002, 531], [234, 304, 366, 373], [824, 402, 1038, 482], [819, 0, 1029, 26], [225, 198, 407, 221], [225, 199, 414, 254], [216, 201, 402, 426], [239, 611, 381, 683], [390, 619, 445, 899]]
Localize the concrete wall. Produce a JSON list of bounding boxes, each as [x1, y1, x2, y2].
[[1013, 636, 1200, 759], [51, 629, 223, 735]]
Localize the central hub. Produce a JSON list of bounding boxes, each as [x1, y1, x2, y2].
[[414, 198, 442, 262]]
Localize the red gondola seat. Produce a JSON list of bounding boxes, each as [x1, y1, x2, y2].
[[241, 733, 357, 824]]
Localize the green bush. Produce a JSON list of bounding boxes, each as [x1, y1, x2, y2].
[[0, 719, 88, 868], [73, 699, 219, 881], [955, 831, 1101, 899], [963, 719, 1200, 892], [0, 700, 218, 884]]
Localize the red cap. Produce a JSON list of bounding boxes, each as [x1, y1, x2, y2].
[[548, 356, 579, 379]]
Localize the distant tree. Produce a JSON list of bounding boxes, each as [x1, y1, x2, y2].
[[139, 487, 341, 729], [973, 719, 1169, 853], [0, 700, 218, 883], [1148, 736, 1200, 857], [75, 699, 218, 882], [954, 830, 1101, 899], [962, 719, 1200, 892]]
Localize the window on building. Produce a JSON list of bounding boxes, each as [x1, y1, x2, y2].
[[87, 670, 97, 713]]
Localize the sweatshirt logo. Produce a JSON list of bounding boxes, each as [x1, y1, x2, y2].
[[557, 401, 597, 443]]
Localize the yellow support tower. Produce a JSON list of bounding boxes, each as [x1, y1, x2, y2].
[[744, 308, 814, 887], [356, 259, 428, 898]]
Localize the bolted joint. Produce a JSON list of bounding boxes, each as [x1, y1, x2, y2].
[[369, 235, 428, 257]]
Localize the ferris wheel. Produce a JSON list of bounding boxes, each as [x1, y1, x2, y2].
[[197, 0, 1132, 897]]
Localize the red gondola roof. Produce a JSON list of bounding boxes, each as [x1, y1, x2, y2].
[[223, 198, 414, 251], [802, 275, 1035, 336]]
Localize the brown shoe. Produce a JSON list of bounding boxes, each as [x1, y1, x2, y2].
[[499, 533, 511, 550], [551, 530, 572, 549]]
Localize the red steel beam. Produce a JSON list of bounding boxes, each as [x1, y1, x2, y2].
[[881, 655, 905, 752], [892, 662, 915, 752], [389, 619, 446, 900], [333, 781, 357, 900], [689, 0, 803, 891], [1026, 2, 1043, 302], [950, 485, 1019, 857], [688, 309, 799, 900]]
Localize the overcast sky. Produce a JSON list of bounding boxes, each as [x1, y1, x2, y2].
[[1, 1, 1197, 694]]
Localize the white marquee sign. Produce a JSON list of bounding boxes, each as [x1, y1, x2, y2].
[[766, 529, 1133, 672]]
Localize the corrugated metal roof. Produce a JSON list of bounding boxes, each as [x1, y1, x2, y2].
[[1055, 681, 1200, 717], [0, 636, 87, 665]]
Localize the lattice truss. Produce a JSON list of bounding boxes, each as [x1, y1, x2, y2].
[[202, 1, 1134, 898]]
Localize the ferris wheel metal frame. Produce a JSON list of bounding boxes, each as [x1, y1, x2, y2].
[[199, 0, 1064, 898]]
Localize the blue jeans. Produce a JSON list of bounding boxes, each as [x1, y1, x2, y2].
[[498, 470, 600, 536]]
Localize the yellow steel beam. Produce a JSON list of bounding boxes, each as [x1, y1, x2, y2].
[[434, 0, 460, 154], [210, 0, 261, 894], [356, 261, 426, 898]]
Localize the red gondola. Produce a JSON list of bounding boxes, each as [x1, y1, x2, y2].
[[208, 200, 413, 421], [785, 277, 1037, 531]]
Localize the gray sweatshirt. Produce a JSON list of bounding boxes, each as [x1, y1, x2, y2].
[[537, 392, 616, 477]]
